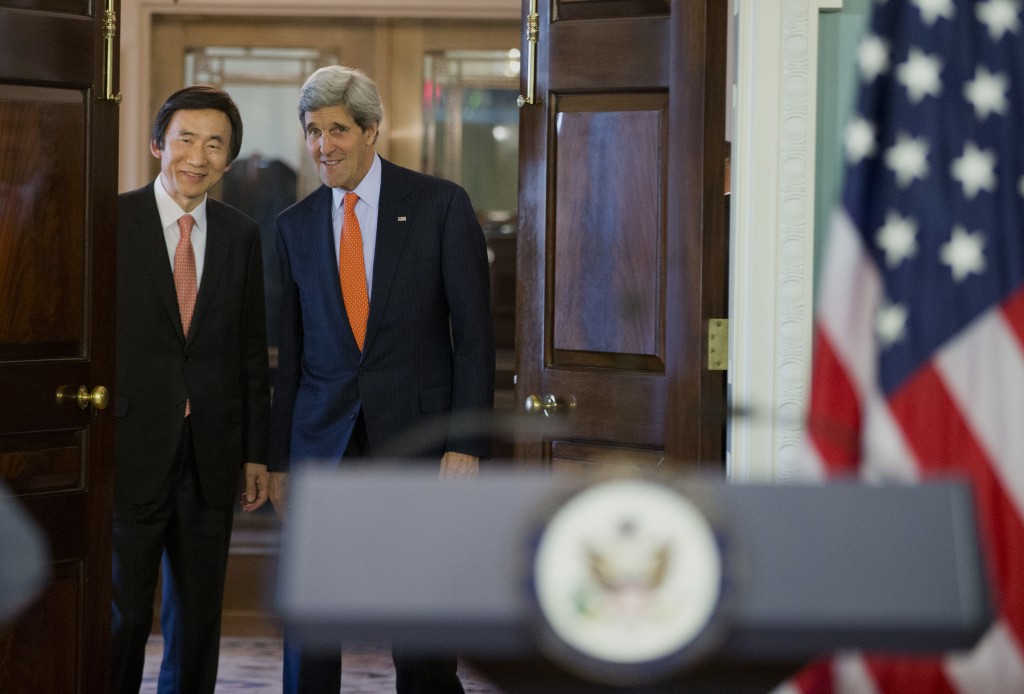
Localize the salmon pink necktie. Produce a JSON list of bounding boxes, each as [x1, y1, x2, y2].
[[174, 214, 197, 335], [174, 213, 197, 416], [339, 192, 369, 350]]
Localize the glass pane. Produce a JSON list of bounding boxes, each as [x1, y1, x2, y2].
[[0, 86, 86, 359], [184, 46, 336, 349], [423, 50, 520, 221], [423, 50, 520, 365]]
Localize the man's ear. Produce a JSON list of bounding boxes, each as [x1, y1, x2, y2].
[[149, 140, 162, 159]]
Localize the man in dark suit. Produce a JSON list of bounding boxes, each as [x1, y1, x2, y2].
[[112, 86, 271, 694], [268, 65, 495, 693]]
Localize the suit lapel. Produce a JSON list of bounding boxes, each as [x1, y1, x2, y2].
[[365, 161, 411, 352], [188, 202, 229, 343], [126, 186, 186, 340], [308, 186, 347, 335]]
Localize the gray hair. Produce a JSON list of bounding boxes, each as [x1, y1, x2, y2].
[[298, 65, 383, 138]]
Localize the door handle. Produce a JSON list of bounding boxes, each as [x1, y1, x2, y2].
[[524, 393, 576, 416], [56, 385, 110, 411]]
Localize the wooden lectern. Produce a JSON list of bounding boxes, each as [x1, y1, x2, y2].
[[275, 468, 992, 693]]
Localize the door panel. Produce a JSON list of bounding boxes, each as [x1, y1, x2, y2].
[[556, 0, 669, 22], [552, 93, 666, 366], [515, 0, 727, 470], [0, 88, 87, 357], [551, 440, 665, 473], [0, 562, 80, 692], [0, 1, 118, 692], [1, 0, 86, 11], [547, 17, 668, 86], [0, 432, 84, 494], [0, 11, 94, 82]]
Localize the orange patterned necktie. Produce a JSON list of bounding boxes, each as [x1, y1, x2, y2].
[[174, 213, 197, 416], [339, 192, 369, 350]]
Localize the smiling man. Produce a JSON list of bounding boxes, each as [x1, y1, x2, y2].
[[268, 65, 495, 694], [112, 86, 271, 694]]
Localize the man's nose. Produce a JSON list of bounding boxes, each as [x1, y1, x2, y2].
[[186, 143, 206, 166]]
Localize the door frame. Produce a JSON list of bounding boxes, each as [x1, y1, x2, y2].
[[729, 0, 842, 482]]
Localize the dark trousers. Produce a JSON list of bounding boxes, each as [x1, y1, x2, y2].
[[282, 411, 464, 694], [283, 644, 464, 694], [111, 420, 234, 694]]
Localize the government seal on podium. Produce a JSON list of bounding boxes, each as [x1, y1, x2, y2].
[[527, 477, 733, 686]]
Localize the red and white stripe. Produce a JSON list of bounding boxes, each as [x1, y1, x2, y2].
[[795, 210, 1024, 693]]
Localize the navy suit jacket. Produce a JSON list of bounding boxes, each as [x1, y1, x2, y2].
[[116, 184, 270, 506], [268, 158, 495, 470]]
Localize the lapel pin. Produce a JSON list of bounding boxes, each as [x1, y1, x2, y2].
[[397, 216, 407, 222]]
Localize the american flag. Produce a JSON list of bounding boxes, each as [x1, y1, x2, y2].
[[793, 0, 1024, 692]]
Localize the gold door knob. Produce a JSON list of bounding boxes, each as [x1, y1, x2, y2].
[[56, 385, 110, 411], [524, 393, 577, 416]]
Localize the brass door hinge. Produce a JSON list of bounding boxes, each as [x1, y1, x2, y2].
[[707, 319, 728, 371], [517, 0, 539, 107], [101, 0, 122, 103]]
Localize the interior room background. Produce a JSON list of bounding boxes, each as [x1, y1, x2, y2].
[[116, 0, 873, 488]]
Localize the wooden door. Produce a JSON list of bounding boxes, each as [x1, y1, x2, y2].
[[0, 0, 119, 691], [515, 0, 728, 471]]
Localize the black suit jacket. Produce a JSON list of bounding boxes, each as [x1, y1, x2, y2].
[[268, 158, 495, 470], [115, 184, 270, 506]]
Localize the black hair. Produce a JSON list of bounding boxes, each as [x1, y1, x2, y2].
[[151, 85, 243, 163]]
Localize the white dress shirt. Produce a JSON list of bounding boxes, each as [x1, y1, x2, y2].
[[153, 175, 208, 288]]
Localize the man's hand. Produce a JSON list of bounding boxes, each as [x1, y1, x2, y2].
[[269, 471, 290, 521], [439, 451, 479, 478], [240, 462, 269, 512]]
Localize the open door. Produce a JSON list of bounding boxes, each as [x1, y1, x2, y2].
[[514, 0, 728, 471], [0, 0, 119, 690]]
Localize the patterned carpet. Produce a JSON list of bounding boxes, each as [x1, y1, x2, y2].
[[142, 636, 502, 693]]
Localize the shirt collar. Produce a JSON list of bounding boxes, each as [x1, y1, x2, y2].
[[331, 153, 382, 212], [154, 175, 208, 230]]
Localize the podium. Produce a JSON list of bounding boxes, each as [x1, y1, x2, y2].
[[275, 468, 992, 692]]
